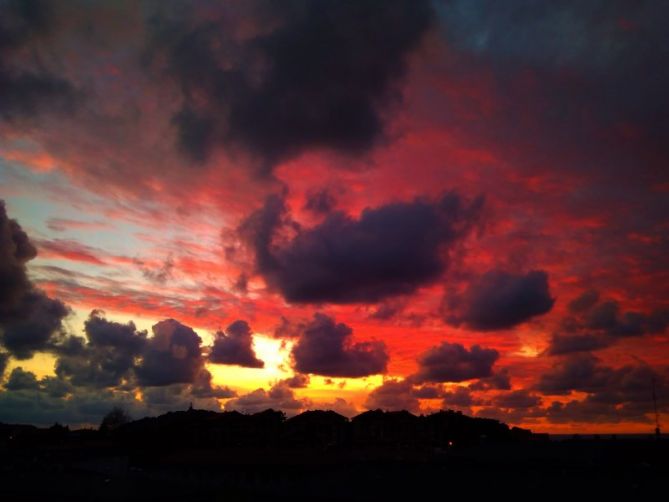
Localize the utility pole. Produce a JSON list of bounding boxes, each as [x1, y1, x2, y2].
[[652, 377, 661, 440]]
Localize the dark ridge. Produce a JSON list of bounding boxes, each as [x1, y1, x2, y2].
[[1, 409, 667, 500]]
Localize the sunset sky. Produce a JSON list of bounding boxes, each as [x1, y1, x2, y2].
[[1, 0, 668, 433]]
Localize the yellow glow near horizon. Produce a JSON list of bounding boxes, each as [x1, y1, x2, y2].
[[295, 374, 385, 408], [6, 352, 56, 379], [208, 334, 293, 392], [2, 307, 385, 411]]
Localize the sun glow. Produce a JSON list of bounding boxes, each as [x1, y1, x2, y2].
[[208, 334, 293, 392]]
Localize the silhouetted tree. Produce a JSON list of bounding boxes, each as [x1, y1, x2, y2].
[[100, 406, 131, 432]]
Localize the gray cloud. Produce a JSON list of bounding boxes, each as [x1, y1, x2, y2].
[[445, 270, 554, 331], [209, 320, 264, 368], [412, 342, 499, 383], [135, 319, 204, 386], [152, 0, 434, 169], [291, 313, 388, 377], [0, 201, 70, 359], [241, 192, 483, 304]]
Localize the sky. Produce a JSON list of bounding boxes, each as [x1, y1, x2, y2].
[[1, 0, 668, 434]]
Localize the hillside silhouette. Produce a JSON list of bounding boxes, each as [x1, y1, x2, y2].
[[2, 407, 668, 500]]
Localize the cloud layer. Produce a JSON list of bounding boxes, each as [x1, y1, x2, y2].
[[241, 192, 483, 303]]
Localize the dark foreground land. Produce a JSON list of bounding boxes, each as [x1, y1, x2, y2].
[[1, 409, 667, 501]]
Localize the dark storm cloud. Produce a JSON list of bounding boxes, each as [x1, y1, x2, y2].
[[538, 356, 669, 423], [364, 379, 420, 413], [84, 310, 147, 354], [546, 333, 611, 356], [585, 300, 669, 337], [135, 319, 204, 386], [445, 270, 554, 331], [536, 353, 601, 395], [291, 313, 388, 377], [545, 290, 669, 355], [0, 201, 69, 359], [468, 369, 511, 391], [40, 375, 70, 398], [442, 386, 476, 408], [209, 319, 264, 368], [4, 366, 39, 390], [1, 290, 69, 359], [0, 200, 37, 315], [241, 192, 483, 304], [412, 342, 499, 383], [0, 0, 77, 121], [55, 311, 147, 388], [152, 0, 434, 168]]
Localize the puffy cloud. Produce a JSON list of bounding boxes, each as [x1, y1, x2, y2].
[[364, 379, 420, 414], [241, 192, 483, 303], [1, 290, 69, 359], [55, 311, 147, 388], [4, 367, 39, 391], [445, 270, 554, 331], [0, 201, 36, 311], [40, 375, 71, 398], [412, 342, 499, 383], [545, 290, 669, 355], [291, 313, 388, 377], [224, 381, 308, 416], [536, 352, 668, 422], [535, 353, 605, 395], [0, 201, 69, 358], [442, 386, 477, 410], [468, 369, 511, 390], [209, 320, 264, 368], [153, 0, 434, 168], [543, 361, 669, 424], [281, 373, 310, 389], [135, 319, 204, 386], [585, 301, 669, 338], [84, 310, 147, 354]]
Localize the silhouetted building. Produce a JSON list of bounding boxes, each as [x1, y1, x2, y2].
[[283, 410, 348, 449], [352, 410, 419, 446]]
